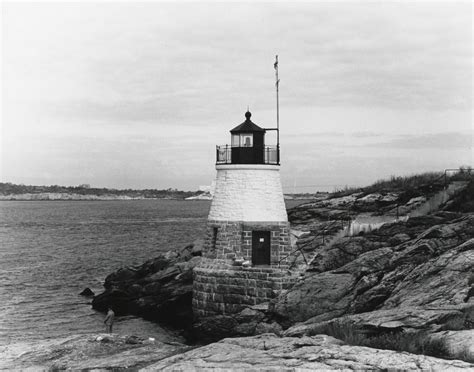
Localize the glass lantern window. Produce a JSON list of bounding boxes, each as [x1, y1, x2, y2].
[[241, 134, 253, 147], [231, 133, 253, 147]]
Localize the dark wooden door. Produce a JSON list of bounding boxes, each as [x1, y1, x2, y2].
[[252, 231, 271, 265]]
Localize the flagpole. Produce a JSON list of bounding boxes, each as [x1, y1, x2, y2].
[[274, 55, 280, 163]]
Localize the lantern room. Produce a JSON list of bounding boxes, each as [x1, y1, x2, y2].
[[216, 111, 280, 165]]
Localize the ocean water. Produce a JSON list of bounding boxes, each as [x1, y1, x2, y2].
[[0, 198, 307, 367], [0, 199, 210, 367]]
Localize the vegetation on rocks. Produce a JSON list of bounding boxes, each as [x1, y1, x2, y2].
[[445, 177, 474, 212], [331, 168, 472, 199], [305, 321, 454, 360]]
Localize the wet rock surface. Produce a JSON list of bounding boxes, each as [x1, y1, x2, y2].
[[79, 287, 95, 297]]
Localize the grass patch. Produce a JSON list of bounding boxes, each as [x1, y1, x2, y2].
[[311, 321, 453, 360], [442, 314, 468, 331], [330, 168, 473, 201], [444, 176, 474, 213], [329, 172, 445, 200]]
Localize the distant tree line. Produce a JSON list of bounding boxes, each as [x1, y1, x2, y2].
[[0, 183, 200, 200]]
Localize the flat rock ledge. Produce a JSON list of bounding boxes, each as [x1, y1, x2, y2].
[[7, 333, 190, 371], [143, 333, 474, 371]]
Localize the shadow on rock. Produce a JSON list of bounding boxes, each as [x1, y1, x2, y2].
[[92, 240, 203, 330]]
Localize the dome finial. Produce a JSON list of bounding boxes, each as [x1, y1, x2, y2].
[[245, 108, 251, 120]]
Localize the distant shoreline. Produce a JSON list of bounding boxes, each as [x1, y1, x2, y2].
[[0, 182, 201, 201], [0, 182, 324, 202], [0, 194, 199, 201], [0, 194, 317, 202]]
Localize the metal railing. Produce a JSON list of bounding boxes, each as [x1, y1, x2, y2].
[[444, 168, 473, 188], [216, 145, 280, 165], [216, 145, 232, 164]]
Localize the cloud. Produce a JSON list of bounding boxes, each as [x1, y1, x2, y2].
[[2, 2, 472, 189], [288, 4, 471, 110], [368, 132, 472, 150]]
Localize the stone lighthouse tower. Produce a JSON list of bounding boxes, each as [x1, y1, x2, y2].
[[193, 110, 295, 319], [208, 110, 289, 264]]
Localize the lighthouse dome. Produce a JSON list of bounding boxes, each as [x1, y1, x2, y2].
[[230, 111, 265, 133]]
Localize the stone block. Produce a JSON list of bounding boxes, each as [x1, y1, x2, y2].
[[194, 299, 205, 309], [269, 271, 285, 278], [272, 282, 283, 291], [227, 285, 247, 296], [246, 287, 257, 296], [225, 293, 244, 304], [256, 280, 272, 289], [198, 291, 214, 302], [224, 303, 245, 314], [215, 284, 229, 293], [234, 271, 249, 279], [256, 288, 273, 298], [255, 273, 269, 280], [241, 296, 257, 305], [212, 270, 229, 278], [205, 301, 223, 313], [193, 282, 206, 292], [193, 291, 205, 301]]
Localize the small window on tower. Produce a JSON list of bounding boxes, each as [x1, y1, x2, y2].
[[211, 227, 218, 250]]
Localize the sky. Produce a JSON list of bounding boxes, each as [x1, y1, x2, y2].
[[1, 1, 472, 192]]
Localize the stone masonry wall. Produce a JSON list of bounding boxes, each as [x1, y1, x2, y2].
[[193, 260, 298, 318], [204, 220, 292, 267], [241, 222, 292, 267]]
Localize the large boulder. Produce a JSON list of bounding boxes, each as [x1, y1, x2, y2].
[[92, 242, 202, 328], [273, 214, 474, 362], [428, 330, 474, 362], [273, 214, 474, 341], [272, 272, 355, 324], [191, 305, 275, 342], [79, 287, 95, 297]]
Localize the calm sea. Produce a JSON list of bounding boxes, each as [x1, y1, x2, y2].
[[0, 198, 305, 367], [0, 199, 210, 367]]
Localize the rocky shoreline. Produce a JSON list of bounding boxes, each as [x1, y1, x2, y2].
[[88, 212, 474, 358], [14, 176, 474, 370], [92, 242, 202, 333], [87, 178, 472, 367]]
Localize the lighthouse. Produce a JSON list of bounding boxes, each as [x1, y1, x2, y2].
[[207, 110, 289, 265], [192, 110, 295, 319]]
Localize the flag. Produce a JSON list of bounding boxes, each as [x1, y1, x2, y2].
[[274, 55, 278, 70]]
